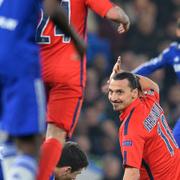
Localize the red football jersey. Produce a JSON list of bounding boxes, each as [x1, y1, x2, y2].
[[119, 89, 180, 180], [37, 0, 113, 86]]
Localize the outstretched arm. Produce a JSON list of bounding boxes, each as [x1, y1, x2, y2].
[[132, 45, 172, 75], [43, 0, 86, 58], [85, 0, 130, 33]]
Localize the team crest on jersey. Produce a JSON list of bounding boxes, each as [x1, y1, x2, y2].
[[122, 140, 132, 147]]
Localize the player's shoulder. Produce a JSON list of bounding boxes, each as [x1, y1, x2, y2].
[[127, 104, 146, 126], [159, 41, 180, 62], [164, 42, 180, 57]]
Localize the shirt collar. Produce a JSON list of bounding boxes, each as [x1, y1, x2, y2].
[[119, 98, 141, 121]]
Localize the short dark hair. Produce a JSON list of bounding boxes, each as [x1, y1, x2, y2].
[[112, 72, 141, 91], [57, 141, 88, 172]]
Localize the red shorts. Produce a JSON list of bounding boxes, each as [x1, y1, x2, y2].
[[41, 51, 86, 137], [45, 82, 84, 137]]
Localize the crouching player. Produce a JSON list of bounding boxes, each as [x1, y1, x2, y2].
[[50, 141, 88, 180]]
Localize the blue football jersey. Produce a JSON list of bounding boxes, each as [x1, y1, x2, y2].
[[0, 0, 41, 77], [0, 0, 46, 136], [173, 118, 180, 147], [132, 42, 180, 82]]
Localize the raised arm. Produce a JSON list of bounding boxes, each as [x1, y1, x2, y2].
[[43, 0, 86, 58], [132, 44, 172, 75], [105, 5, 130, 33], [110, 56, 159, 93], [136, 74, 159, 93]]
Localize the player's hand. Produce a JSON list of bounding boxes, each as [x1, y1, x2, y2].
[[117, 22, 130, 34], [101, 56, 122, 93], [113, 56, 121, 73], [109, 56, 121, 80], [106, 6, 130, 34], [117, 11, 130, 34]]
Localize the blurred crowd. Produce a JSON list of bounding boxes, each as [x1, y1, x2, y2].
[[73, 0, 180, 179]]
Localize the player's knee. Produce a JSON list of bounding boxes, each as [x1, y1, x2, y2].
[[46, 123, 67, 145]]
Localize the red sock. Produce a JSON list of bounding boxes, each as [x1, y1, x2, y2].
[[37, 138, 63, 180]]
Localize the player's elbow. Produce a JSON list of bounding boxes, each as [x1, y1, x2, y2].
[[153, 83, 160, 94], [105, 6, 120, 20]]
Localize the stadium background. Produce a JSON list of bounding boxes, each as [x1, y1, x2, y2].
[[72, 0, 180, 179]]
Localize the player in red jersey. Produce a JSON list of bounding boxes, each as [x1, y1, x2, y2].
[[36, 1, 130, 179], [108, 58, 180, 180], [43, 0, 86, 58]]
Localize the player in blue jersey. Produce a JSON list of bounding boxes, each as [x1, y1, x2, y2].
[[132, 19, 180, 81], [0, 0, 86, 179], [0, 1, 45, 179], [132, 18, 180, 147]]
